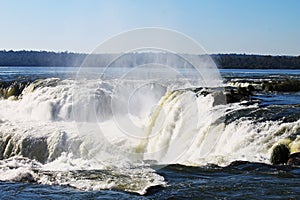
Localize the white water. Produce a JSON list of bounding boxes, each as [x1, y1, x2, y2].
[[0, 78, 300, 193]]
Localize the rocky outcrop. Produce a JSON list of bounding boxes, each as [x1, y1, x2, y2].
[[262, 79, 300, 92], [270, 144, 300, 166], [0, 81, 30, 99], [287, 152, 300, 165], [225, 85, 254, 104], [193, 85, 256, 105], [0, 131, 83, 163], [270, 144, 290, 165]]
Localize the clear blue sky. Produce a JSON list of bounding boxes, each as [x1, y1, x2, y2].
[[0, 0, 299, 55]]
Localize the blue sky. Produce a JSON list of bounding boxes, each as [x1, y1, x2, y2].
[[0, 0, 299, 55]]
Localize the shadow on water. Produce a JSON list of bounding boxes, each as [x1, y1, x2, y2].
[[150, 162, 300, 199], [1, 161, 299, 199]]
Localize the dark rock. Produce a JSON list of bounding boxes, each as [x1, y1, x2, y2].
[[192, 87, 203, 93], [6, 85, 18, 98], [262, 79, 300, 92], [247, 84, 255, 92], [270, 144, 290, 165], [227, 160, 250, 167], [287, 152, 300, 166], [144, 185, 164, 196], [0, 134, 12, 159], [270, 144, 300, 166], [237, 86, 248, 95], [0, 80, 30, 99], [225, 86, 253, 103], [193, 86, 255, 104]]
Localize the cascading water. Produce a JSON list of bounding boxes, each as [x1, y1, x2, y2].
[[0, 28, 299, 196], [0, 74, 300, 194], [1, 78, 299, 164]]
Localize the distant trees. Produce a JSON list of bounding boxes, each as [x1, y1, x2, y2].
[[211, 54, 300, 69], [0, 50, 86, 67], [0, 50, 299, 69]]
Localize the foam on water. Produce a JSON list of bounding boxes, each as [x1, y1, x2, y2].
[[0, 78, 299, 194]]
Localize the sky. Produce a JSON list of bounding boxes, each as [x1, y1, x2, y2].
[[0, 0, 299, 55]]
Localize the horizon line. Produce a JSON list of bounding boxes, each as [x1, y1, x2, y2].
[[1, 49, 299, 57]]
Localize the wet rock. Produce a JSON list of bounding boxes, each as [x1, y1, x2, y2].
[[247, 84, 255, 92], [6, 85, 18, 98], [270, 144, 300, 166], [193, 85, 256, 104], [225, 85, 253, 104], [0, 134, 12, 159], [262, 79, 300, 92], [227, 160, 251, 167], [144, 185, 164, 196], [0, 81, 30, 99], [270, 144, 290, 165], [287, 152, 300, 166]]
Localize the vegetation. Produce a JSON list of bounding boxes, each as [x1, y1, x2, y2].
[[211, 54, 300, 69], [0, 50, 300, 69], [0, 50, 86, 67]]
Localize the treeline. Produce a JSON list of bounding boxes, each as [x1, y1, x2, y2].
[[0, 50, 86, 67], [211, 54, 300, 69], [0, 50, 300, 69]]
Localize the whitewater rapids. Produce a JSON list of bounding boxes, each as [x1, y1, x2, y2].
[[0, 78, 299, 194]]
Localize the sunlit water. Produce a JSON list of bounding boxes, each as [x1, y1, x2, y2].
[[0, 67, 299, 199]]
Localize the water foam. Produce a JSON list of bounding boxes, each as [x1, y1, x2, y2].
[[0, 78, 300, 193]]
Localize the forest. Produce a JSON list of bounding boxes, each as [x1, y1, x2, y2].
[[211, 54, 300, 69], [0, 50, 299, 69]]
